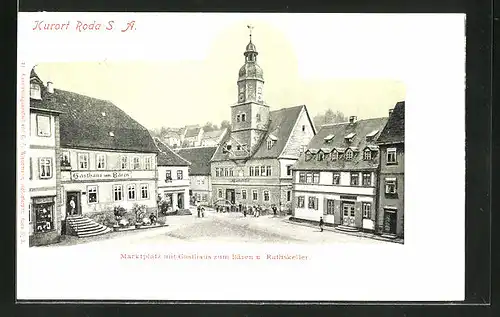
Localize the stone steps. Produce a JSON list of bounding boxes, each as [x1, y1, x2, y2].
[[67, 216, 111, 238]]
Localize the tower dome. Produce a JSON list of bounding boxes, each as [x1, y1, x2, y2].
[[238, 62, 264, 81]]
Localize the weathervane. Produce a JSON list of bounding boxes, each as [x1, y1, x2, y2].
[[247, 24, 254, 41]]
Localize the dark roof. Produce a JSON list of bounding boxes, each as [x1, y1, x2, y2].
[[175, 146, 218, 175], [211, 105, 305, 161], [185, 127, 202, 138], [30, 72, 158, 153], [154, 138, 191, 166], [202, 129, 226, 140], [293, 117, 388, 171], [377, 101, 405, 144]]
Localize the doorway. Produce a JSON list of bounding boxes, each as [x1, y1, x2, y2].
[[66, 191, 81, 217], [177, 193, 184, 209], [226, 189, 235, 204], [383, 209, 397, 234], [341, 202, 355, 227]]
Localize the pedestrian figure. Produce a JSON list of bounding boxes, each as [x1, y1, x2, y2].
[[272, 205, 277, 217], [319, 217, 324, 232], [197, 205, 201, 218], [201, 207, 205, 218], [243, 205, 247, 217]]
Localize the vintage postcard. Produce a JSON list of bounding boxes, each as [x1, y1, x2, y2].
[[17, 13, 465, 301]]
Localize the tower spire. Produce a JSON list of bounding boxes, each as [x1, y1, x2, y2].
[[247, 24, 254, 42]]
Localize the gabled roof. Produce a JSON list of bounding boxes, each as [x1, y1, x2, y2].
[[377, 101, 405, 144], [185, 126, 202, 138], [154, 137, 191, 166], [30, 71, 158, 153], [293, 117, 388, 171], [175, 146, 218, 175], [210, 105, 306, 161]]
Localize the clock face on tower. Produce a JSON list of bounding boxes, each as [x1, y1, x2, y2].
[[239, 93, 245, 102]]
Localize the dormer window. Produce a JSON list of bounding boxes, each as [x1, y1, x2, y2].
[[267, 139, 274, 150], [305, 151, 313, 161], [324, 134, 335, 143], [317, 152, 324, 161], [345, 149, 353, 160], [363, 149, 372, 160], [345, 133, 356, 143], [331, 150, 338, 161], [241, 113, 246, 122], [30, 83, 41, 100], [366, 130, 379, 141]]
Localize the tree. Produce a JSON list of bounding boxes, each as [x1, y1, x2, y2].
[[220, 120, 231, 130], [313, 109, 347, 128], [203, 122, 218, 132]]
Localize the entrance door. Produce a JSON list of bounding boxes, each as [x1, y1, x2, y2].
[[341, 202, 355, 227], [226, 189, 235, 204], [66, 192, 81, 217], [383, 209, 397, 234], [177, 193, 184, 209]]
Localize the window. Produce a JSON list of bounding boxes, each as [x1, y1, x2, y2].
[[229, 168, 234, 177], [215, 168, 220, 177], [350, 172, 359, 186], [263, 190, 270, 201], [363, 149, 372, 160], [287, 190, 291, 201], [202, 194, 208, 201], [252, 190, 258, 201], [127, 184, 136, 200], [302, 125, 305, 132], [249, 166, 254, 176], [133, 157, 140, 170], [34, 201, 54, 233], [87, 185, 98, 203], [313, 172, 320, 184], [267, 139, 274, 149], [39, 158, 52, 179], [78, 153, 89, 170], [255, 166, 260, 176], [241, 113, 246, 122], [286, 165, 292, 176], [308, 196, 318, 210], [242, 190, 247, 200], [177, 170, 183, 180], [306, 173, 313, 183], [113, 185, 123, 201], [331, 151, 338, 161], [96, 154, 106, 170], [387, 148, 397, 164], [144, 157, 152, 170], [236, 115, 241, 122], [120, 156, 128, 169], [362, 202, 372, 219], [362, 172, 372, 186], [266, 166, 272, 176], [236, 145, 241, 150], [317, 152, 324, 161], [224, 168, 229, 177], [218, 189, 223, 198], [297, 196, 305, 208], [326, 200, 335, 215], [256, 113, 261, 122], [139, 184, 149, 199], [165, 170, 172, 182], [332, 172, 340, 185], [30, 83, 41, 99], [260, 166, 266, 176], [299, 172, 306, 183], [61, 151, 71, 167], [36, 114, 51, 137], [385, 178, 397, 194], [345, 149, 353, 160]]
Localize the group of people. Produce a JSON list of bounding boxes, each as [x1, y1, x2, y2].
[[214, 204, 280, 218]]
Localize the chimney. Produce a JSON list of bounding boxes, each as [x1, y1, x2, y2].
[[46, 81, 54, 94], [349, 116, 357, 124], [389, 108, 394, 116]]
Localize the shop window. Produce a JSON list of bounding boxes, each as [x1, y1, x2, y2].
[[140, 184, 149, 199], [128, 184, 136, 200], [350, 173, 359, 186], [34, 199, 54, 233], [165, 170, 172, 182], [144, 157, 152, 170], [308, 196, 318, 210], [332, 172, 340, 185], [263, 190, 270, 201], [120, 156, 128, 169], [297, 196, 305, 208], [385, 178, 397, 194], [36, 114, 51, 137], [362, 172, 372, 186], [113, 185, 123, 201], [133, 157, 140, 170], [252, 190, 258, 201], [87, 185, 98, 203], [77, 153, 89, 170], [38, 158, 52, 179], [387, 148, 397, 164], [362, 202, 372, 219], [96, 154, 106, 170]]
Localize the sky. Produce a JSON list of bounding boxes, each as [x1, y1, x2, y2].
[[33, 14, 407, 130]]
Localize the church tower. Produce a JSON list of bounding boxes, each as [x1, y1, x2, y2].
[[229, 25, 270, 156]]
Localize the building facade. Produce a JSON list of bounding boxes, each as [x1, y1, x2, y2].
[[28, 70, 63, 246], [376, 101, 405, 238], [154, 138, 191, 211], [200, 128, 227, 147], [291, 116, 389, 232], [210, 31, 316, 212], [181, 125, 204, 147], [31, 72, 159, 227], [175, 146, 218, 206]]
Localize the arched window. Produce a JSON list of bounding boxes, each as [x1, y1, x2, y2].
[[363, 149, 372, 160], [331, 150, 338, 161], [241, 113, 246, 122], [345, 149, 353, 160]]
